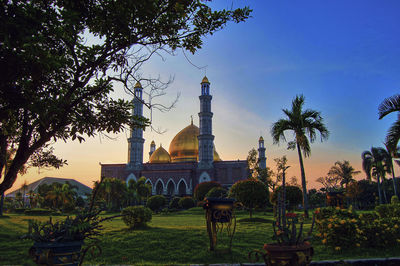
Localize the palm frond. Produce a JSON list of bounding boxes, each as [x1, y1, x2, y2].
[[378, 94, 400, 119], [385, 120, 400, 152], [271, 119, 292, 144]]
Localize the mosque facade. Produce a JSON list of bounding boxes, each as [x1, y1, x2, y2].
[[100, 77, 266, 196]]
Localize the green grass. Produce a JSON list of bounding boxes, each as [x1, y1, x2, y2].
[[1, 208, 399, 265]]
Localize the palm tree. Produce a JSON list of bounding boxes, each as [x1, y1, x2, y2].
[[271, 95, 329, 217], [362, 147, 390, 205], [328, 160, 361, 189], [383, 142, 400, 198], [379, 94, 400, 151]]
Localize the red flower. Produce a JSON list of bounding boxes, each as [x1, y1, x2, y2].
[[285, 212, 297, 218]]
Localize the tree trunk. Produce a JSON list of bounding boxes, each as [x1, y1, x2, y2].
[[0, 193, 4, 216], [391, 164, 398, 198], [377, 174, 383, 205], [296, 143, 309, 218]]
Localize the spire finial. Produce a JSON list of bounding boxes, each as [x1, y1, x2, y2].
[[191, 115, 193, 125]]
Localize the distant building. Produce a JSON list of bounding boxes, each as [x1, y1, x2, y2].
[[100, 77, 266, 196], [6, 177, 92, 198]]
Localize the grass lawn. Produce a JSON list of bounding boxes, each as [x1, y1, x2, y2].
[[1, 208, 399, 265]]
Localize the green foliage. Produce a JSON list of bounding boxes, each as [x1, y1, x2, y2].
[[169, 197, 181, 209], [13, 208, 27, 214], [271, 185, 303, 210], [121, 206, 152, 229], [391, 195, 399, 204], [315, 206, 400, 250], [194, 181, 221, 201], [178, 197, 195, 209], [94, 178, 127, 211], [205, 187, 227, 199], [24, 208, 53, 216], [146, 195, 166, 212], [375, 203, 400, 218], [229, 179, 269, 218]]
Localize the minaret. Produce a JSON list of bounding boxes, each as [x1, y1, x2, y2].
[[127, 81, 145, 169], [198, 76, 214, 169], [258, 136, 266, 169], [149, 140, 156, 160]]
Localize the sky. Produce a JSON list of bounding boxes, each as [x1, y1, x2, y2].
[[7, 0, 400, 193]]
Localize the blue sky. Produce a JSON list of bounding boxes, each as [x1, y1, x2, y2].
[[11, 0, 400, 191]]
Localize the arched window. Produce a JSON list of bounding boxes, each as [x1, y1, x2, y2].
[[167, 180, 175, 196], [178, 180, 187, 196], [156, 180, 164, 195]]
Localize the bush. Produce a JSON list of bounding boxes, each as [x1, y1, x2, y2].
[[205, 187, 227, 199], [270, 185, 303, 210], [392, 195, 399, 204], [169, 197, 181, 209], [146, 195, 166, 212], [194, 181, 221, 201], [24, 208, 53, 216], [229, 179, 269, 218], [315, 207, 400, 250], [375, 204, 400, 218], [122, 206, 152, 229], [179, 197, 195, 209], [13, 208, 27, 214]]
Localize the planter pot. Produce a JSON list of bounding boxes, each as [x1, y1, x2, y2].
[[204, 198, 234, 223], [263, 242, 313, 266], [29, 241, 83, 266]]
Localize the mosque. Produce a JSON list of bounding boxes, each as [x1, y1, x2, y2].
[[100, 77, 267, 196]]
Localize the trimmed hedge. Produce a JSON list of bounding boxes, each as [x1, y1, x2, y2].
[[146, 195, 166, 212], [178, 197, 195, 209], [194, 181, 221, 201], [122, 206, 152, 229], [24, 208, 53, 215], [169, 197, 181, 209], [205, 187, 227, 199]]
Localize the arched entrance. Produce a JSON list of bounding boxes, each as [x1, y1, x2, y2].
[[167, 180, 175, 196], [178, 180, 187, 196], [155, 180, 164, 195]]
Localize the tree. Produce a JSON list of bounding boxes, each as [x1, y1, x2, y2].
[[270, 185, 303, 211], [0, 0, 251, 196], [247, 148, 274, 189], [20, 180, 28, 208], [378, 94, 400, 151], [327, 160, 360, 189], [383, 142, 400, 197], [316, 175, 341, 192], [194, 181, 221, 201], [229, 179, 269, 218], [271, 95, 329, 217], [362, 147, 390, 205]]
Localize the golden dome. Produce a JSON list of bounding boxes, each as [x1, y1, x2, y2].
[[150, 140, 155, 146], [134, 81, 142, 88], [259, 136, 264, 141], [169, 123, 221, 162], [201, 76, 210, 84], [149, 146, 171, 163]]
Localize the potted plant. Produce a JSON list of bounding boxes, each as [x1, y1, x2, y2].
[[249, 159, 315, 266], [22, 177, 114, 265]]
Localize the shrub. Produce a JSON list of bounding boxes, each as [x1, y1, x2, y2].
[[146, 195, 166, 212], [270, 185, 302, 210], [391, 195, 399, 204], [375, 204, 400, 218], [24, 208, 53, 216], [229, 179, 269, 218], [205, 187, 227, 199], [121, 206, 152, 229], [169, 197, 181, 209], [194, 181, 221, 201], [179, 197, 195, 209], [14, 208, 27, 214]]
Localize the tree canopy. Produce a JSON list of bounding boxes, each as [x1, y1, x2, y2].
[[0, 0, 251, 195]]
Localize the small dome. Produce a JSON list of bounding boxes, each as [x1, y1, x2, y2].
[[150, 140, 155, 146], [134, 81, 142, 88], [168, 123, 221, 162], [201, 76, 210, 84], [259, 136, 264, 142], [149, 146, 171, 163]]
